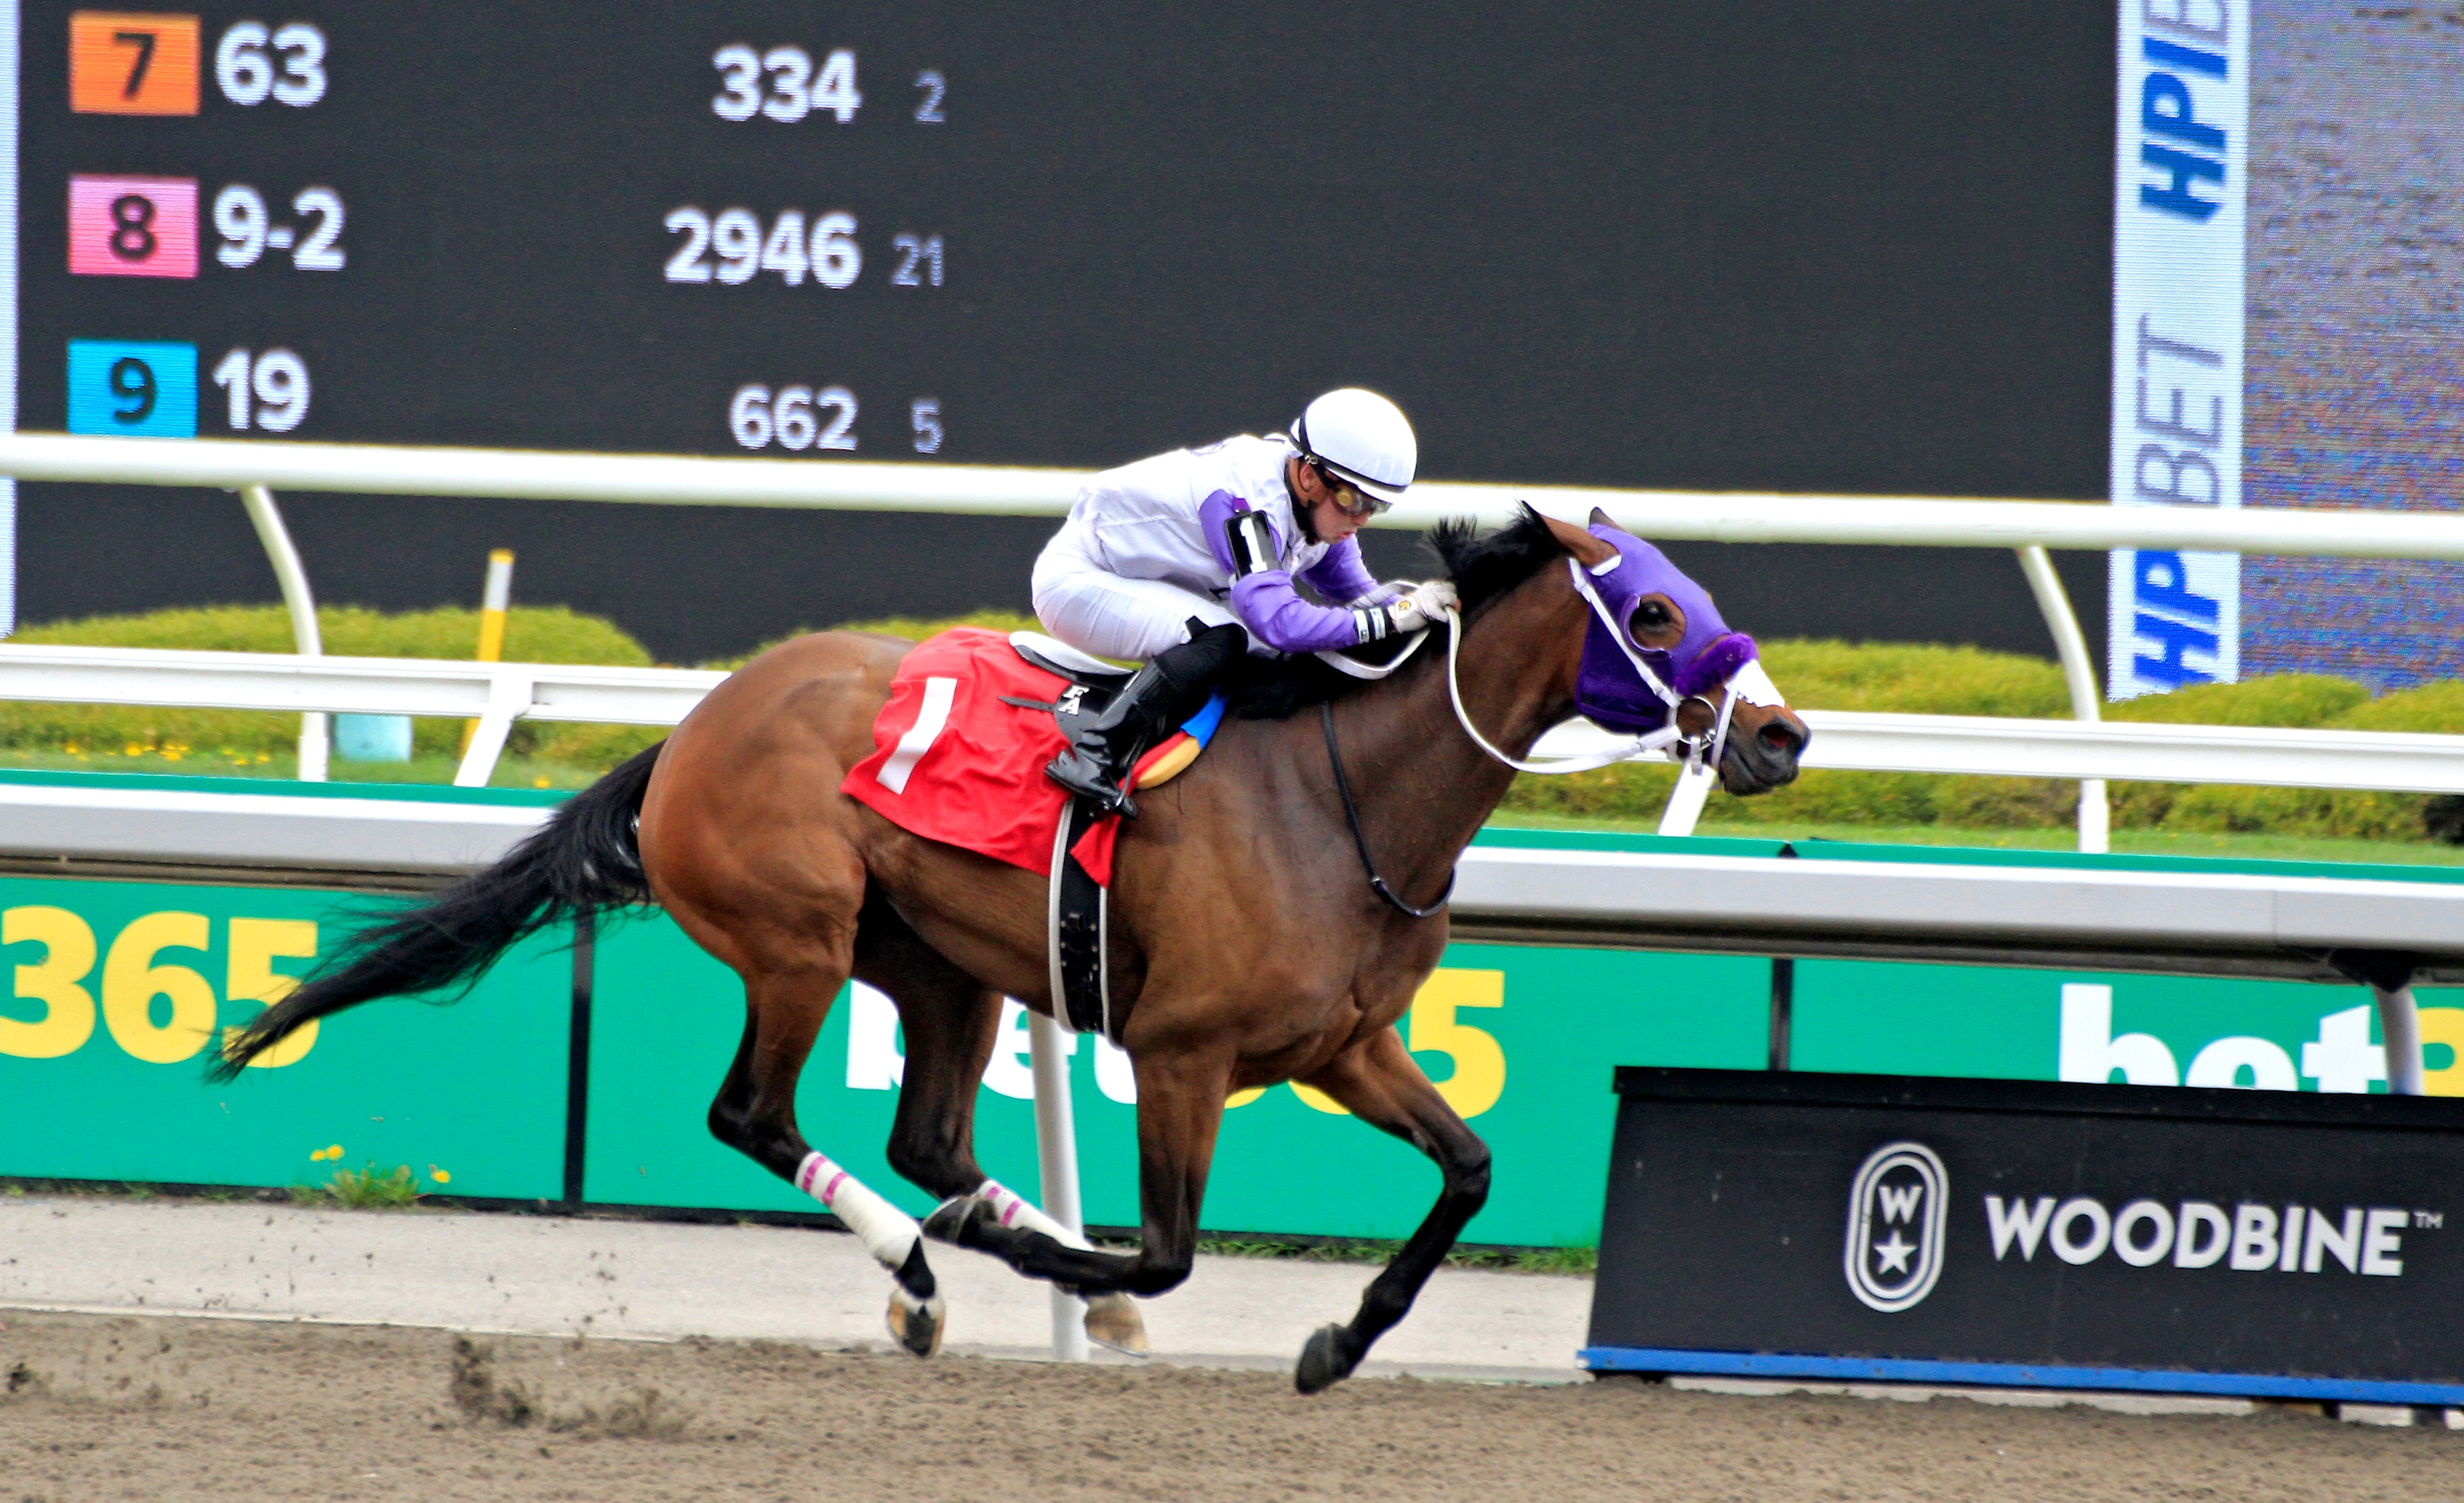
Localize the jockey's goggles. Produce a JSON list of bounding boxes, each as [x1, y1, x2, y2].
[[1315, 463, 1392, 518]]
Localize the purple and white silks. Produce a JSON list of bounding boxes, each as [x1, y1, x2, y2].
[[1198, 488, 1395, 655], [1570, 521, 1761, 736]]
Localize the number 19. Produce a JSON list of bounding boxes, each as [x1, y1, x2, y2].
[[212, 347, 310, 431]]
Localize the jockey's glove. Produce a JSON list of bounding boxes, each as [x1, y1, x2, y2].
[[1384, 580, 1461, 635]]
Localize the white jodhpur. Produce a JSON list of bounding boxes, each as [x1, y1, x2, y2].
[[796, 1150, 945, 1356]]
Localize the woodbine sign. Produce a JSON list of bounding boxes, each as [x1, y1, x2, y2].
[[1587, 1069, 2464, 1406]]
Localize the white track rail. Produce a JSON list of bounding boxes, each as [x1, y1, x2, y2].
[[14, 432, 2464, 559], [10, 645, 2464, 796]]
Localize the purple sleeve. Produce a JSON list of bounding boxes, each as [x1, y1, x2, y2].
[[1230, 572, 1371, 653], [1297, 538, 1386, 604], [1198, 489, 1273, 575]]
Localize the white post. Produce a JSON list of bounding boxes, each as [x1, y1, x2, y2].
[[452, 671, 533, 787], [1657, 758, 1715, 837], [1027, 1010, 1089, 1362], [2376, 983, 2427, 1097], [238, 484, 326, 781], [2016, 546, 2108, 854]]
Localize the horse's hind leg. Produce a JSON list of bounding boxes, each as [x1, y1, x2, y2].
[[1287, 1026, 1492, 1394], [703, 953, 948, 1358], [855, 900, 1149, 1355]]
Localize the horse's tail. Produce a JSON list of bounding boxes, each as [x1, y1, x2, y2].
[[206, 741, 664, 1083]]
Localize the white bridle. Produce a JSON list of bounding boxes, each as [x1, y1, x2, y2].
[[1442, 557, 1783, 778]]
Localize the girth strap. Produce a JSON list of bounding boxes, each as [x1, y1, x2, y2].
[[1046, 795, 1112, 1037]]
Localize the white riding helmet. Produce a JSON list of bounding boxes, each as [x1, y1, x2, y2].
[[1292, 388, 1416, 508]]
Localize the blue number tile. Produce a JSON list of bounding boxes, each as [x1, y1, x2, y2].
[[67, 340, 198, 438]]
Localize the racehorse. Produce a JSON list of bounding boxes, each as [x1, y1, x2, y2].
[[214, 505, 1808, 1392]]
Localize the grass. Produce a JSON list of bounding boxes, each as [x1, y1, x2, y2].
[[292, 1162, 423, 1210]]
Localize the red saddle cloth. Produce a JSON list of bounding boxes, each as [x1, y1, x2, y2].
[[842, 628, 1140, 884]]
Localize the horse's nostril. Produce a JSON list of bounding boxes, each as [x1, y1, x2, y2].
[[1758, 723, 1801, 756]]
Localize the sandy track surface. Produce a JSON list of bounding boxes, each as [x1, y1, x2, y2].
[[5, 1310, 2461, 1503]]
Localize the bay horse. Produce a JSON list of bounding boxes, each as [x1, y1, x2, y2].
[[214, 506, 1808, 1392]]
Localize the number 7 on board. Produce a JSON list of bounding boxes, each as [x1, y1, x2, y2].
[[70, 11, 201, 115]]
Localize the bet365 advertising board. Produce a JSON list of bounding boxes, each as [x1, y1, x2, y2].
[[7, 843, 2463, 1246]]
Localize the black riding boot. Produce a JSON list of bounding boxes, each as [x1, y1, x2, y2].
[[1045, 620, 1247, 817]]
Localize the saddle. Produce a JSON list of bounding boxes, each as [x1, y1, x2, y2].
[[1008, 631, 1131, 688], [840, 628, 1223, 1044]]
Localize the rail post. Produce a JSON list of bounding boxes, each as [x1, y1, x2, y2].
[[1027, 1011, 1090, 1361], [2016, 546, 2108, 854], [238, 484, 328, 781]]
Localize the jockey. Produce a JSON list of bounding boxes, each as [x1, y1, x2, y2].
[[1033, 388, 1458, 816]]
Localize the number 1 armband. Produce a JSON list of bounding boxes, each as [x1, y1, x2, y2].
[[1222, 509, 1277, 580]]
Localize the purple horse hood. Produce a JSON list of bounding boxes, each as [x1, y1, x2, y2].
[[1572, 522, 1759, 735]]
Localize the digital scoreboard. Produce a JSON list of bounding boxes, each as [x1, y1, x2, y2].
[[31, 6, 995, 459], [10, 3, 2116, 660]]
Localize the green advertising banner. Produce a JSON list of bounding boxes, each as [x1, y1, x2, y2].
[[6, 799, 2461, 1249], [0, 873, 571, 1200]]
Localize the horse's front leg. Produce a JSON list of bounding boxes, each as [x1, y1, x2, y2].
[[1288, 1025, 1492, 1393], [925, 1039, 1229, 1301]]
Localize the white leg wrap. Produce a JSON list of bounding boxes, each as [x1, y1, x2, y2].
[[798, 1152, 922, 1272], [977, 1177, 1093, 1250]]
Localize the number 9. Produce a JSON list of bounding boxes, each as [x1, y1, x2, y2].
[[108, 357, 157, 424], [711, 209, 761, 285], [251, 349, 310, 432], [214, 184, 269, 268]]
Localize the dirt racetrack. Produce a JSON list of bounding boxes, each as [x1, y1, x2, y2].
[[3, 1311, 2461, 1502]]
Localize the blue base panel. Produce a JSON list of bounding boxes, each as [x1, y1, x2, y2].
[[1579, 1347, 2464, 1408]]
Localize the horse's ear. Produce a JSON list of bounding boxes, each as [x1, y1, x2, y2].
[[1589, 507, 1614, 528], [1540, 510, 1616, 567]]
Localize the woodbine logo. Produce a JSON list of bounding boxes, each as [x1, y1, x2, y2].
[[1984, 1195, 2429, 1276], [1844, 1142, 1948, 1312]]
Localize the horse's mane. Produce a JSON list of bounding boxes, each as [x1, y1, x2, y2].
[[1228, 504, 1565, 719]]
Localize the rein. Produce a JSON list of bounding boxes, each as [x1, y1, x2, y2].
[[1319, 701, 1454, 919]]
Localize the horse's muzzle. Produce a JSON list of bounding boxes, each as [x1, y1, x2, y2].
[[1718, 713, 1809, 795]]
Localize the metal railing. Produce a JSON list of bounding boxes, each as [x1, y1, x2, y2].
[[15, 432, 2464, 558], [11, 644, 2464, 797], [0, 643, 720, 788]]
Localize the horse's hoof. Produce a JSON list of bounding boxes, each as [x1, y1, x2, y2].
[[886, 1285, 946, 1359], [922, 1194, 990, 1247], [1294, 1323, 1356, 1394], [1083, 1293, 1148, 1356]]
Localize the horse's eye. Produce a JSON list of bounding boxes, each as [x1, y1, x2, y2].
[[1634, 603, 1670, 629]]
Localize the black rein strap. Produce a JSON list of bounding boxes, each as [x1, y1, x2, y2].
[[1320, 701, 1455, 920]]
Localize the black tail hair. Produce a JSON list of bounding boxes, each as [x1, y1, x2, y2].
[[207, 742, 664, 1083]]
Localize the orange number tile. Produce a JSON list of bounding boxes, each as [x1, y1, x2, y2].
[[70, 11, 200, 116]]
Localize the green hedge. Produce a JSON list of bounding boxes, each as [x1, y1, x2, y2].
[[1496, 647, 2464, 843]]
